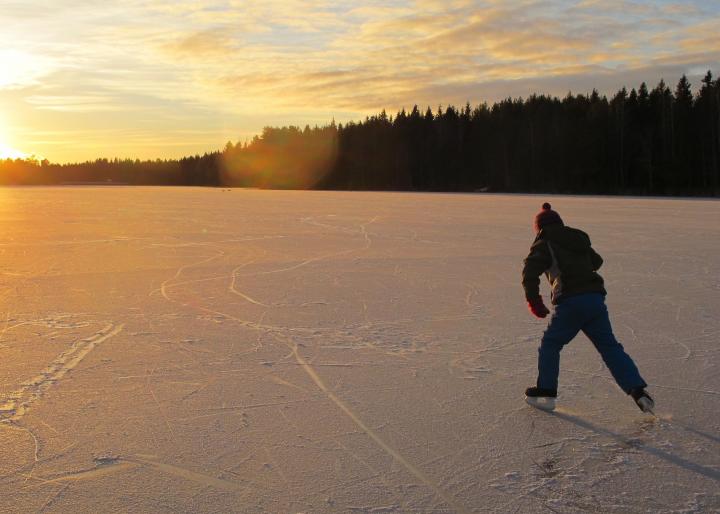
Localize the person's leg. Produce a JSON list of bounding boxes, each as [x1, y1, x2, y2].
[[537, 300, 582, 391], [581, 296, 647, 393]]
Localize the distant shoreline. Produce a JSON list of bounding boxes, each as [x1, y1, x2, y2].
[[1, 184, 719, 201]]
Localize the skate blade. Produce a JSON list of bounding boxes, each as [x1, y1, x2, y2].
[[525, 396, 556, 411], [637, 397, 655, 415]]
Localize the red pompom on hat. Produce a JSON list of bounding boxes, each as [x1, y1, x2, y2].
[[534, 202, 563, 233]]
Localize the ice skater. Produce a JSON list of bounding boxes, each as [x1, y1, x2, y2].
[[522, 203, 654, 413]]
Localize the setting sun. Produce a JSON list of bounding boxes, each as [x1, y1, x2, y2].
[[0, 143, 27, 160], [0, 119, 29, 159]]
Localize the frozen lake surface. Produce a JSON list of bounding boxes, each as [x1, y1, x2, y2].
[[0, 187, 718, 513]]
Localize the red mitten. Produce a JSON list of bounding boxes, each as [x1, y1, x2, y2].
[[528, 296, 550, 318]]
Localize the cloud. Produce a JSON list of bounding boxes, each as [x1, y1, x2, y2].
[[25, 94, 126, 112], [0, 49, 59, 89], [162, 30, 239, 57]]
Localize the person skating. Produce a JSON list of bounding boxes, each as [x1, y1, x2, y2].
[[522, 203, 654, 413]]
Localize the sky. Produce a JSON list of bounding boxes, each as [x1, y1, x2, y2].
[[1, 0, 719, 163]]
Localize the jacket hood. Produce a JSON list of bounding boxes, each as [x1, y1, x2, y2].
[[539, 225, 591, 252]]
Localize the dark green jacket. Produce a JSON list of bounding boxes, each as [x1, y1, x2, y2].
[[522, 224, 606, 304]]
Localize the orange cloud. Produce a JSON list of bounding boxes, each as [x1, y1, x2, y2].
[[162, 30, 238, 57]]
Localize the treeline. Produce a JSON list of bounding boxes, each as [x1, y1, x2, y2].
[[2, 71, 719, 195], [0, 157, 184, 185], [0, 127, 335, 188], [322, 71, 720, 194]]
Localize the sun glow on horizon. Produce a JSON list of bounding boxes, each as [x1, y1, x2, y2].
[[0, 120, 29, 160], [0, 142, 28, 160]]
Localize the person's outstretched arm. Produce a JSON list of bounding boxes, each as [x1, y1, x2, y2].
[[522, 240, 551, 300]]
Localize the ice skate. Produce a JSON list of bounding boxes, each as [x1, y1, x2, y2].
[[630, 388, 655, 414], [525, 387, 557, 411]]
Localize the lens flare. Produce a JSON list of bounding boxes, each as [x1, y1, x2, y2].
[[220, 126, 338, 189]]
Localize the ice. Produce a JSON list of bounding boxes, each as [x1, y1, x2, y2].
[[0, 187, 718, 513]]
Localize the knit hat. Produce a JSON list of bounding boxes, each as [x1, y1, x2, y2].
[[534, 202, 563, 233]]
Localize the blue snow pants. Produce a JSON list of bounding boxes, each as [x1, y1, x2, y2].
[[537, 293, 646, 393]]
